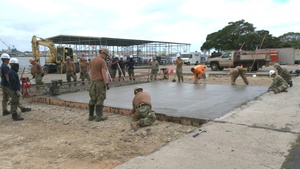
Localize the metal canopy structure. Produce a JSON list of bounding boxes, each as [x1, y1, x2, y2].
[[47, 35, 189, 47], [46, 35, 191, 64]]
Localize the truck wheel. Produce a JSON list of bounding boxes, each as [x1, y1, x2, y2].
[[57, 65, 66, 74], [211, 63, 219, 71], [187, 62, 190, 66]]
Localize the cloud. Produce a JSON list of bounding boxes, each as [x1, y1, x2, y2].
[[0, 0, 299, 52]]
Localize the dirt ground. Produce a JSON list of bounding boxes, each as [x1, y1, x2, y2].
[[0, 72, 273, 169]]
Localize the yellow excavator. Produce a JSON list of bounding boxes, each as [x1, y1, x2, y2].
[[31, 35, 78, 73]]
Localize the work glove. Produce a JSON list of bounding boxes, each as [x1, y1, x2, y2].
[[16, 91, 21, 97], [41, 73, 44, 77]]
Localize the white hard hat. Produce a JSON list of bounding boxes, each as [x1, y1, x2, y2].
[[176, 53, 180, 57], [9, 58, 19, 64], [120, 55, 124, 59], [269, 70, 276, 76], [1, 53, 10, 60], [130, 55, 133, 58]]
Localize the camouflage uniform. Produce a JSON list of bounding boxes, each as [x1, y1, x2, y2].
[[65, 61, 77, 84], [269, 74, 288, 94], [230, 66, 249, 85], [79, 61, 90, 82], [277, 67, 292, 86], [89, 81, 106, 105], [175, 57, 184, 82], [132, 91, 156, 127], [31, 62, 44, 85], [150, 59, 159, 80]]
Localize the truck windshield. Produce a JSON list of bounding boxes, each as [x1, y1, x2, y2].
[[222, 52, 232, 58]]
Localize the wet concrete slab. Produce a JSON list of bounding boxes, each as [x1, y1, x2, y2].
[[57, 81, 268, 120]]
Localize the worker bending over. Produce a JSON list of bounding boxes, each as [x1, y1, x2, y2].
[[191, 65, 206, 84], [230, 65, 249, 85], [274, 63, 292, 87], [131, 87, 156, 130]]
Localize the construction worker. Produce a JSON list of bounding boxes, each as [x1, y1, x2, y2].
[[274, 63, 292, 87], [118, 56, 126, 81], [64, 56, 77, 86], [79, 56, 90, 85], [175, 54, 184, 82], [191, 65, 206, 84], [1, 53, 11, 116], [109, 56, 118, 81], [29, 58, 44, 85], [8, 58, 32, 121], [268, 70, 288, 94], [230, 65, 249, 85], [149, 56, 159, 80], [88, 48, 110, 121], [131, 87, 156, 130], [126, 55, 135, 81]]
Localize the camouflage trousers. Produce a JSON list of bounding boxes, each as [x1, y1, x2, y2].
[[231, 71, 248, 85], [66, 72, 77, 83], [80, 71, 90, 81], [134, 105, 156, 127], [128, 69, 135, 80], [2, 85, 10, 112], [150, 69, 159, 80], [89, 81, 106, 105], [9, 90, 20, 113], [35, 73, 44, 85], [270, 84, 288, 93]]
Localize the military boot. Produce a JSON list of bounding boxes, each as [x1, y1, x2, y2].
[[131, 121, 140, 131], [12, 113, 24, 121], [95, 105, 107, 122], [21, 107, 31, 112], [88, 105, 95, 121], [3, 110, 10, 116], [181, 77, 184, 82]]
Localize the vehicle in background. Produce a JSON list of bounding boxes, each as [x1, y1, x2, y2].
[[205, 50, 270, 71], [31, 35, 79, 73], [180, 52, 201, 65]]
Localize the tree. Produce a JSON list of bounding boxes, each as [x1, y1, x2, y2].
[[278, 32, 300, 48]]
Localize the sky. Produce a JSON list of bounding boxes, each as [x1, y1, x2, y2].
[[0, 0, 298, 53]]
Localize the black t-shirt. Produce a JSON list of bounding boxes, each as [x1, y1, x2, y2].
[[1, 63, 10, 87]]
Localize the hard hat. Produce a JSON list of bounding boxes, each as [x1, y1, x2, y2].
[[269, 70, 276, 76], [9, 58, 19, 64], [1, 53, 10, 60], [100, 48, 109, 56], [66, 56, 71, 60], [120, 55, 124, 59], [134, 87, 143, 94], [130, 55, 133, 58], [274, 63, 280, 68], [176, 53, 180, 57], [29, 58, 35, 64]]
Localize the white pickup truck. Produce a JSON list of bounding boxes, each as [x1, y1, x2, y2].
[[205, 51, 270, 71]]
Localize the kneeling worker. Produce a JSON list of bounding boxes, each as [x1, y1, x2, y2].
[[131, 87, 156, 130], [268, 70, 288, 94], [230, 65, 249, 85], [191, 65, 206, 84]]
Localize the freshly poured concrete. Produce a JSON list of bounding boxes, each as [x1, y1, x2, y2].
[[57, 81, 268, 120]]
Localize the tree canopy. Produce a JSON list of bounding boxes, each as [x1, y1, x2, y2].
[[201, 20, 300, 52]]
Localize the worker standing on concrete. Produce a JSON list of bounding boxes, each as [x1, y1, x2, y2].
[[175, 54, 184, 82], [118, 56, 126, 81], [64, 56, 77, 86], [191, 65, 206, 84], [88, 48, 110, 121], [274, 63, 292, 87], [268, 70, 288, 94], [79, 56, 90, 85], [29, 58, 44, 85], [149, 56, 159, 81], [230, 65, 249, 85], [126, 55, 135, 81], [131, 87, 156, 130]]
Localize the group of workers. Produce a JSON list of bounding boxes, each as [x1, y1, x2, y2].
[[1, 53, 31, 121]]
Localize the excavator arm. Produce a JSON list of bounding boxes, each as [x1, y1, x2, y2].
[[31, 35, 57, 63]]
